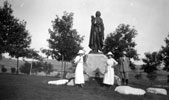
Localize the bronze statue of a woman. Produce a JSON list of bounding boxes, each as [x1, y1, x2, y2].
[[89, 11, 104, 53]]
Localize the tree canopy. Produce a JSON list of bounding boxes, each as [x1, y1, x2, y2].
[[8, 21, 31, 58], [25, 49, 43, 61], [0, 1, 15, 54], [142, 52, 162, 73], [0, 1, 31, 58], [103, 24, 138, 60], [0, 1, 33, 74], [142, 33, 169, 72], [161, 33, 169, 71], [42, 11, 84, 61]]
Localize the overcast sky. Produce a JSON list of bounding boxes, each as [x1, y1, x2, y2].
[[1, 0, 169, 59]]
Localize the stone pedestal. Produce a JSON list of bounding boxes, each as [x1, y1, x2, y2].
[[83, 53, 107, 77]]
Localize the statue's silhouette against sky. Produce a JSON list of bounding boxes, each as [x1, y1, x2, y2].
[[89, 11, 104, 53]]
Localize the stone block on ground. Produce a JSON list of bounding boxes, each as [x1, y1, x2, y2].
[[115, 86, 146, 95], [146, 87, 167, 95], [114, 75, 122, 86], [48, 79, 68, 85], [67, 79, 75, 86]]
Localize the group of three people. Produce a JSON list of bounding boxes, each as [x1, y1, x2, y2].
[[73, 50, 130, 88]]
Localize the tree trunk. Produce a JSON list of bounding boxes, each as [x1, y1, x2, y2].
[[63, 61, 66, 78], [16, 57, 19, 74], [61, 55, 64, 79], [30, 59, 33, 75], [0, 54, 2, 60]]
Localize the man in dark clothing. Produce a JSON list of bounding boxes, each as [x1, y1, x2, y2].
[[119, 52, 130, 85]]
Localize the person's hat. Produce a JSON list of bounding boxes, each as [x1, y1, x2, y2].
[[78, 50, 84, 54], [107, 52, 113, 56]]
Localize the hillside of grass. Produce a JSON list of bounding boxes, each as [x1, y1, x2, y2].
[[0, 57, 24, 69], [0, 57, 168, 80], [0, 74, 168, 100], [0, 57, 72, 73], [43, 58, 72, 71]]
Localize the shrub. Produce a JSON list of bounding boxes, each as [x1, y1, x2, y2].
[[20, 62, 31, 74], [43, 62, 53, 75], [146, 72, 157, 86], [130, 62, 136, 70], [55, 72, 61, 78], [11, 67, 16, 74], [135, 72, 142, 80], [1, 65, 7, 73], [20, 61, 54, 75]]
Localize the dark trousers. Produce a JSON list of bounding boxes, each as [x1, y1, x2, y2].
[[120, 71, 129, 79], [120, 71, 129, 85]]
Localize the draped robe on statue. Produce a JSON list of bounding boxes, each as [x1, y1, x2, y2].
[[89, 16, 104, 52]]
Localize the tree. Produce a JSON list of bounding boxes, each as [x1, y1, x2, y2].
[[142, 52, 161, 73], [0, 1, 32, 74], [161, 33, 169, 71], [8, 20, 31, 74], [142, 51, 162, 86], [103, 24, 138, 71], [43, 11, 84, 61], [42, 12, 84, 78], [103, 24, 138, 60]]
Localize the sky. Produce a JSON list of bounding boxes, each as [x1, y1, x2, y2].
[[1, 0, 169, 60]]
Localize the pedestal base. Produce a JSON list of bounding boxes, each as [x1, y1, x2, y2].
[[84, 54, 107, 77]]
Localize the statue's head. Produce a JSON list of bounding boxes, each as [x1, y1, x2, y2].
[[95, 11, 101, 17]]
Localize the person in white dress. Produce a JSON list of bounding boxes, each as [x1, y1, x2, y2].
[[74, 50, 85, 87], [103, 52, 118, 86]]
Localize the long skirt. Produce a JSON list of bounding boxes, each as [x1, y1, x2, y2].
[[75, 63, 84, 84], [103, 66, 114, 85]]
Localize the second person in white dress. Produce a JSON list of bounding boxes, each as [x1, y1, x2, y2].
[[103, 52, 118, 86]]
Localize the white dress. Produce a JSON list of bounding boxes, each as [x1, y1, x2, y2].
[[74, 55, 84, 84], [103, 58, 118, 85]]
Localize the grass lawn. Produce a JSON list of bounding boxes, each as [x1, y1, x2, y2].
[[0, 73, 168, 100]]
